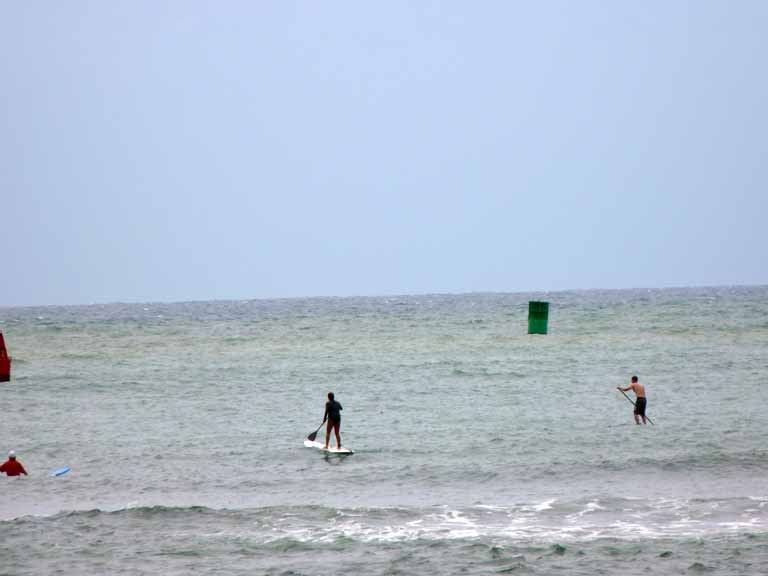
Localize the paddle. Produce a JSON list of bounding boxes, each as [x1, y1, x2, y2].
[[307, 421, 325, 442], [618, 388, 654, 426]]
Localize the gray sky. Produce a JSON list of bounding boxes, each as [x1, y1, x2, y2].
[[2, 1, 766, 306]]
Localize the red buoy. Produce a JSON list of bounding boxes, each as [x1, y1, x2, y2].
[[0, 331, 11, 382]]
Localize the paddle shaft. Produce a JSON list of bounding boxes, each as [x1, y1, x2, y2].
[[618, 388, 654, 425], [307, 421, 325, 441]]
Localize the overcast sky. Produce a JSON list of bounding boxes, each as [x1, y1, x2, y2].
[[2, 1, 766, 306]]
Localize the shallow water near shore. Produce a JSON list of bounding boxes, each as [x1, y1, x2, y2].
[[1, 287, 767, 574]]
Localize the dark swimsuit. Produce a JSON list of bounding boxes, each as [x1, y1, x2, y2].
[[325, 400, 342, 424], [634, 397, 647, 416]]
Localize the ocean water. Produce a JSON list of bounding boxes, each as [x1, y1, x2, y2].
[[1, 287, 767, 575]]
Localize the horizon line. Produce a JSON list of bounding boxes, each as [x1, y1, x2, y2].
[[1, 282, 766, 311]]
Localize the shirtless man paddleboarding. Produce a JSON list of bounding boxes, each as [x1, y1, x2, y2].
[[618, 376, 647, 425]]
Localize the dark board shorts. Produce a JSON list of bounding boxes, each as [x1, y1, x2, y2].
[[635, 397, 647, 416]]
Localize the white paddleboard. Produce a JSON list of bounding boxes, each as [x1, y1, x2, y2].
[[304, 439, 354, 455]]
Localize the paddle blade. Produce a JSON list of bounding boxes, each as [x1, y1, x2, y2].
[[307, 422, 324, 441]]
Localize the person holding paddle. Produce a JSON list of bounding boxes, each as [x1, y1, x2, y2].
[[322, 392, 343, 450], [618, 376, 649, 425]]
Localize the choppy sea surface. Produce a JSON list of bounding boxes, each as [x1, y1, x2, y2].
[[1, 287, 767, 575]]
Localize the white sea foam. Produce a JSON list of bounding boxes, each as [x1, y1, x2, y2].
[[575, 500, 604, 517], [521, 499, 556, 512], [205, 498, 768, 545]]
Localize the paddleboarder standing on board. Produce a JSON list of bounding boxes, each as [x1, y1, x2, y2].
[[618, 376, 648, 425], [323, 392, 343, 450]]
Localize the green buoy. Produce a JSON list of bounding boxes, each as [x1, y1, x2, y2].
[[528, 301, 549, 334]]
